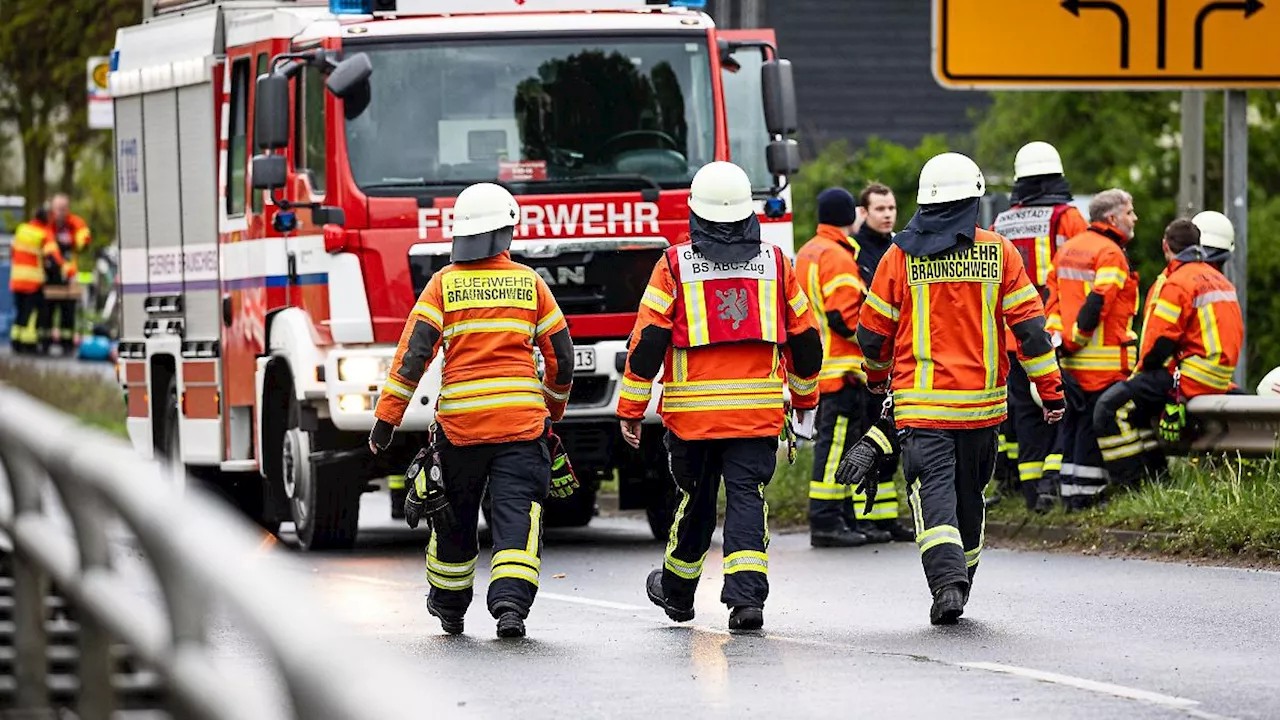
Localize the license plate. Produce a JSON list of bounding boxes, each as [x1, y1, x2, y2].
[[574, 347, 596, 373]]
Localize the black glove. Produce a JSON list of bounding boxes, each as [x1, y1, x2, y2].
[[403, 447, 455, 532], [834, 417, 900, 515], [369, 419, 395, 454]]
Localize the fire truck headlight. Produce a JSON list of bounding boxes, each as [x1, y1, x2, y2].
[[338, 394, 370, 414], [338, 357, 387, 383]]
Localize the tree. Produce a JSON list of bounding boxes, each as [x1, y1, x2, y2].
[[0, 0, 140, 214]]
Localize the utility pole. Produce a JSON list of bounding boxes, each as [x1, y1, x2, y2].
[[1223, 89, 1249, 388], [1178, 91, 1205, 217]]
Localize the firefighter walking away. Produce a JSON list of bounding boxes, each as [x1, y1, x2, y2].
[[618, 161, 823, 631], [843, 152, 1065, 625], [369, 182, 577, 639]]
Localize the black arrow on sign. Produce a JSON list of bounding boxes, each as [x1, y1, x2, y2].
[[1158, 0, 1168, 68], [1061, 0, 1131, 69], [1195, 0, 1265, 70]]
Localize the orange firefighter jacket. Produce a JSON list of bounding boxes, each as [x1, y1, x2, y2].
[[9, 220, 69, 294], [1140, 257, 1243, 397], [991, 203, 1088, 349], [1044, 222, 1140, 392], [373, 252, 572, 446], [795, 224, 867, 394], [50, 213, 91, 272], [616, 242, 822, 441], [858, 228, 1065, 430]]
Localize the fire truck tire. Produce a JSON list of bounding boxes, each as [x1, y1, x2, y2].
[[283, 428, 360, 551], [544, 483, 597, 528]]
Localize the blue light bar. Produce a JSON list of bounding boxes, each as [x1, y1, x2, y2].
[[330, 0, 372, 14], [669, 0, 706, 7]]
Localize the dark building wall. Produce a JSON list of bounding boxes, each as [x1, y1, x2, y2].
[[708, 0, 990, 156]]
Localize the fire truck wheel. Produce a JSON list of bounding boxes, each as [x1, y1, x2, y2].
[[283, 427, 360, 551]]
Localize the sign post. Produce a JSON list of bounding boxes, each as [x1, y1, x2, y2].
[[933, 0, 1276, 388], [87, 56, 113, 130]]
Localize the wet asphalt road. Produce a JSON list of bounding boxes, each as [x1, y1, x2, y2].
[[212, 492, 1280, 720]]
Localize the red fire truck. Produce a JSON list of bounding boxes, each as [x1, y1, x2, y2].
[[111, 0, 801, 550]]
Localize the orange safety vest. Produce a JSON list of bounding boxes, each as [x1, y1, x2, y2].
[[617, 242, 820, 441], [992, 203, 1088, 352], [859, 228, 1065, 430], [9, 221, 67, 294], [373, 252, 572, 446], [795, 225, 867, 394], [1140, 258, 1243, 398], [1044, 223, 1139, 392], [666, 242, 787, 348]]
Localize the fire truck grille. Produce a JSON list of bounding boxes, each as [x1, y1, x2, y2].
[[410, 248, 666, 317], [568, 376, 613, 408]]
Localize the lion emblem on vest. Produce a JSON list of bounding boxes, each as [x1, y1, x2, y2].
[[716, 288, 749, 330]]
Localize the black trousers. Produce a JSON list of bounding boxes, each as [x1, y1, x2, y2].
[[10, 290, 43, 350], [38, 295, 76, 345], [1093, 370, 1171, 488], [426, 428, 550, 620], [901, 426, 997, 595], [809, 385, 900, 531], [662, 432, 776, 609], [1007, 351, 1063, 502]]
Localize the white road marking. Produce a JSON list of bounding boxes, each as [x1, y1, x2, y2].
[[537, 592, 645, 612]]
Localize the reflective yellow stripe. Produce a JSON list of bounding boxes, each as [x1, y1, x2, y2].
[[384, 375, 415, 400], [817, 415, 849, 486], [662, 395, 785, 412], [893, 387, 1007, 405], [1044, 453, 1063, 473], [1071, 325, 1094, 347], [536, 307, 565, 337], [442, 318, 534, 339], [664, 554, 705, 580], [492, 549, 541, 572], [1060, 345, 1137, 371], [1198, 304, 1223, 359], [1021, 349, 1058, 379], [491, 564, 540, 586], [663, 378, 782, 396], [1180, 357, 1233, 390], [673, 348, 688, 383], [917, 524, 963, 553], [10, 265, 44, 284], [1002, 283, 1038, 311], [1019, 462, 1045, 481], [896, 404, 1006, 423], [761, 278, 780, 340], [543, 383, 570, 401], [1153, 299, 1181, 325], [426, 534, 476, 590], [787, 373, 818, 395], [911, 284, 934, 389], [440, 376, 541, 398], [641, 285, 674, 313], [413, 301, 443, 327], [982, 282, 999, 389], [822, 273, 865, 297], [788, 288, 808, 315], [526, 501, 542, 553], [1034, 235, 1053, 286], [723, 550, 768, 575], [620, 376, 653, 402], [437, 392, 544, 414], [1046, 312, 1063, 333], [810, 482, 850, 500], [1095, 266, 1127, 289], [683, 280, 709, 346], [865, 291, 899, 321]]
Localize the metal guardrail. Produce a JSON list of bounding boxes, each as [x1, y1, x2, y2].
[[1186, 394, 1280, 458], [0, 386, 423, 720]]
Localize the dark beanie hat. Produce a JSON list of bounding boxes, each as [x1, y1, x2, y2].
[[817, 187, 858, 227]]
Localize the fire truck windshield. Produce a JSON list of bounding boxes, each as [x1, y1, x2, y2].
[[343, 34, 715, 196]]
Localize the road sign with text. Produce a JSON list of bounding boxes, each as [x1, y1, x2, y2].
[[934, 0, 1280, 89]]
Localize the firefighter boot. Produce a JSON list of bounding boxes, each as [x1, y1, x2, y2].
[[877, 519, 916, 542], [810, 525, 869, 548], [493, 601, 526, 639], [854, 519, 892, 544], [728, 606, 764, 631], [426, 596, 464, 636], [930, 583, 966, 626], [646, 569, 695, 622]]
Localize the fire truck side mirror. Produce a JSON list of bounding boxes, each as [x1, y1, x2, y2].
[[312, 206, 346, 228], [251, 154, 288, 191], [326, 53, 373, 100], [766, 139, 800, 179], [761, 58, 797, 137], [254, 72, 291, 151]]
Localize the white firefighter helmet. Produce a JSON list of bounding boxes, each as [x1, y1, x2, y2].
[[688, 161, 754, 223], [1257, 365, 1280, 396], [449, 182, 520, 262], [1192, 210, 1236, 253], [917, 152, 986, 205], [1014, 141, 1065, 180]]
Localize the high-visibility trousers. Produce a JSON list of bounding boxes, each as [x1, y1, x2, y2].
[[1059, 372, 1157, 508], [809, 384, 900, 531], [426, 427, 550, 621], [10, 290, 42, 348], [1092, 370, 1170, 489], [901, 426, 997, 595], [1007, 351, 1064, 503], [662, 432, 776, 610]]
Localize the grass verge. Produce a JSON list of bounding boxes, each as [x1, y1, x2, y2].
[[988, 456, 1280, 562], [0, 355, 127, 437]]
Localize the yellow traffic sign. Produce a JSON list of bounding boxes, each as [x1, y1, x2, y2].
[[92, 62, 109, 91], [934, 0, 1279, 89]]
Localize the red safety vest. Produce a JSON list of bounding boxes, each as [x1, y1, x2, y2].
[[666, 242, 787, 348]]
